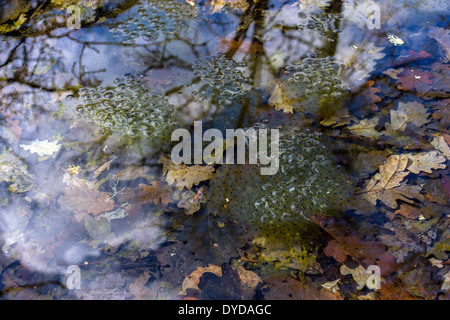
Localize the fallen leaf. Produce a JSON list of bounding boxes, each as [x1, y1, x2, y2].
[[364, 154, 410, 192], [347, 117, 381, 138], [321, 279, 340, 293], [20, 139, 61, 158], [180, 263, 261, 300], [314, 215, 399, 275], [159, 154, 215, 190], [385, 101, 430, 132], [429, 27, 450, 62], [405, 151, 447, 174], [262, 275, 342, 300], [340, 264, 372, 290], [128, 272, 153, 300], [395, 203, 425, 220], [431, 135, 450, 157], [93, 159, 113, 178], [180, 264, 222, 296], [323, 239, 349, 263], [209, 0, 251, 13], [135, 180, 174, 207], [58, 180, 115, 218], [177, 189, 204, 215], [378, 281, 421, 300], [395, 68, 434, 93], [364, 182, 425, 209], [268, 81, 294, 114]]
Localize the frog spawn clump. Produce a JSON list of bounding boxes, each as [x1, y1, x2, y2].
[[75, 74, 176, 147], [275, 55, 347, 118], [109, 0, 198, 44], [297, 11, 343, 34], [208, 127, 352, 247], [191, 53, 252, 107]]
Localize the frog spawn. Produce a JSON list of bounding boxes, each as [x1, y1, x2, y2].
[[274, 55, 347, 118], [191, 53, 252, 108], [109, 0, 198, 44], [75, 74, 176, 150], [207, 127, 352, 247], [298, 11, 343, 34]]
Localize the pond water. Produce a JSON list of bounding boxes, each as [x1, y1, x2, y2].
[[0, 0, 449, 300]]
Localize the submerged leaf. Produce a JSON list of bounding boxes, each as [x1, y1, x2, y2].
[[405, 151, 447, 174], [347, 117, 381, 138], [20, 139, 61, 158], [385, 102, 430, 132], [159, 154, 215, 190]]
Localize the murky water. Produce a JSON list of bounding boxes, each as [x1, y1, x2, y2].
[[0, 0, 449, 300]]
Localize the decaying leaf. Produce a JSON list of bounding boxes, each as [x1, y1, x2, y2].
[[340, 264, 372, 290], [268, 81, 294, 114], [405, 151, 447, 174], [385, 101, 430, 132], [429, 27, 450, 62], [431, 135, 450, 157], [363, 182, 425, 209], [262, 275, 342, 300], [209, 0, 252, 13], [321, 279, 340, 294], [135, 180, 174, 207], [159, 154, 215, 190], [396, 68, 434, 92], [364, 154, 410, 191], [128, 272, 153, 300], [20, 139, 61, 158], [58, 176, 115, 219], [347, 117, 381, 138], [314, 215, 399, 275], [177, 189, 205, 215], [180, 263, 261, 300], [93, 159, 113, 178]]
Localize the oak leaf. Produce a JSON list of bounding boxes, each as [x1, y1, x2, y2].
[[268, 81, 294, 114], [431, 135, 450, 157], [385, 101, 430, 132], [395, 68, 433, 92], [347, 117, 381, 138], [159, 154, 215, 190], [429, 27, 450, 62], [405, 151, 446, 174], [136, 180, 174, 207]]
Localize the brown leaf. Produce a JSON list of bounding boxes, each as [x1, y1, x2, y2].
[[314, 215, 399, 276], [395, 204, 424, 219], [429, 27, 450, 62], [268, 81, 294, 114], [406, 151, 446, 174], [262, 275, 343, 300], [395, 68, 433, 92], [135, 180, 174, 207], [324, 239, 349, 263], [159, 154, 215, 190], [385, 101, 430, 132], [58, 182, 115, 217]]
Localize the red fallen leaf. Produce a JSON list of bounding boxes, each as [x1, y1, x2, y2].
[[378, 281, 421, 300], [392, 50, 433, 67], [314, 215, 398, 276], [324, 239, 349, 263], [440, 173, 450, 198], [396, 68, 433, 92]]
